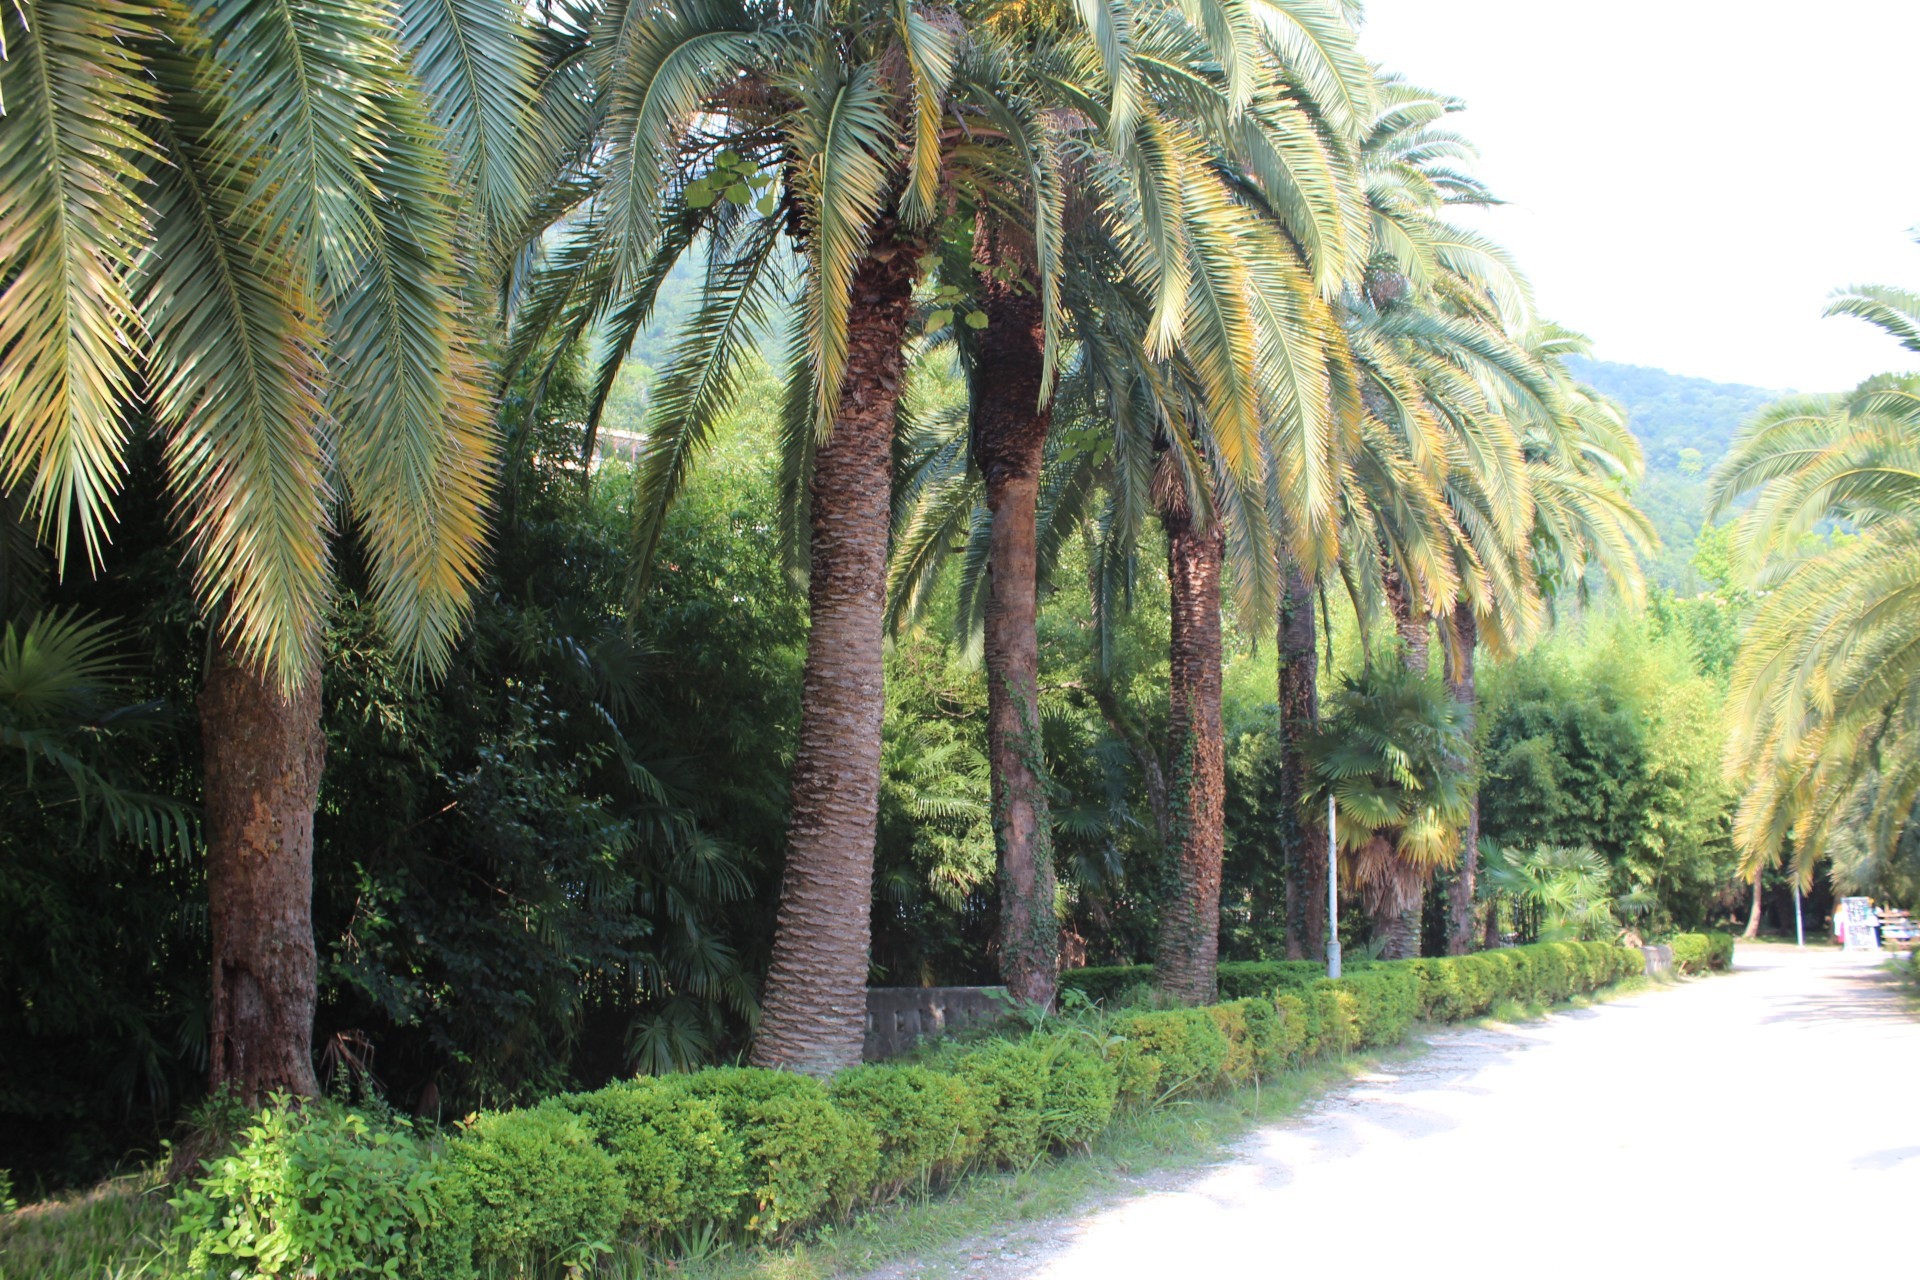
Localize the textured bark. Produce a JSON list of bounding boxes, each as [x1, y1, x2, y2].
[[1380, 561, 1428, 957], [1445, 602, 1481, 956], [1277, 559, 1323, 961], [973, 222, 1058, 1009], [203, 639, 324, 1103], [1743, 872, 1764, 939], [751, 234, 917, 1075], [1154, 511, 1226, 1004], [1380, 560, 1431, 675]]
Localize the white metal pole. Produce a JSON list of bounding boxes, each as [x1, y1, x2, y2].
[[1794, 882, 1804, 947], [1327, 793, 1342, 979]]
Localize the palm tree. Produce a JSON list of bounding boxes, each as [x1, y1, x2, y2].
[[2, 0, 527, 1100], [1709, 270, 1920, 885], [1302, 661, 1472, 955], [886, 3, 1371, 1004]]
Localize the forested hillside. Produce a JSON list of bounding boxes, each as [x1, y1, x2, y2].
[[1565, 357, 1782, 586]]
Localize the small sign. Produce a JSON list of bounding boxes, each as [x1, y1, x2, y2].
[[1841, 896, 1880, 952]]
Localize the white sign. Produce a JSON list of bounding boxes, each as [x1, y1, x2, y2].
[[1841, 896, 1880, 952]]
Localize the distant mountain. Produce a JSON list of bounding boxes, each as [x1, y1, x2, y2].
[[1565, 356, 1783, 590]]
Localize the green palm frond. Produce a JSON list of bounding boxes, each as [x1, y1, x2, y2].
[[0, 0, 158, 567]]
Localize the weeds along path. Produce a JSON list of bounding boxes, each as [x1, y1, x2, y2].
[[860, 945, 1919, 1278]]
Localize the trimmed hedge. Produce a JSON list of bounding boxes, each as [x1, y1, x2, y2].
[[1669, 931, 1737, 974], [171, 940, 1652, 1278]]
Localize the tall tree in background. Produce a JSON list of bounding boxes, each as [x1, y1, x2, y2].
[[887, 0, 1372, 1004], [0, 0, 527, 1100]]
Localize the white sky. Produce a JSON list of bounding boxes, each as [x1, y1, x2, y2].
[[1356, 0, 1920, 392]]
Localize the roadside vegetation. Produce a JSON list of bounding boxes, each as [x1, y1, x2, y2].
[[0, 0, 1896, 1272]]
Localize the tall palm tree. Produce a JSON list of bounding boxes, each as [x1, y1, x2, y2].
[[1, 0, 527, 1100], [886, 3, 1370, 1004], [1709, 272, 1920, 884]]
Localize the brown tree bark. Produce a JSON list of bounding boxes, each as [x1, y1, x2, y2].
[[1743, 872, 1764, 939], [1444, 602, 1481, 955], [1278, 558, 1324, 961], [1379, 560, 1431, 675], [1154, 507, 1226, 1004], [751, 231, 918, 1075], [1379, 559, 1430, 957], [202, 639, 325, 1103], [972, 221, 1058, 1009]]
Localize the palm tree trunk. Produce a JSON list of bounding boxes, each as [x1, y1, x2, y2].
[[202, 638, 324, 1103], [1154, 509, 1226, 1003], [973, 224, 1058, 1009], [1379, 560, 1429, 955], [1743, 872, 1763, 939], [1278, 558, 1323, 961], [1444, 602, 1480, 955], [751, 235, 918, 1075]]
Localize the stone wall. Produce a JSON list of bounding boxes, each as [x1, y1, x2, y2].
[[864, 986, 1012, 1061], [1641, 944, 1673, 976]]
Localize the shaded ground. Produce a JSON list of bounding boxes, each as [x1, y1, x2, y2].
[[862, 944, 1919, 1278]]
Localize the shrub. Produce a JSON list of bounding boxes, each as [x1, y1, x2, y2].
[[434, 1103, 622, 1278], [829, 1064, 980, 1195], [1033, 1036, 1118, 1150], [1670, 931, 1735, 974], [672, 1068, 878, 1240], [548, 1077, 744, 1237], [1227, 997, 1287, 1078], [1110, 1009, 1229, 1098], [1102, 1030, 1163, 1110], [949, 1039, 1048, 1166], [1271, 992, 1316, 1063], [171, 1100, 437, 1280]]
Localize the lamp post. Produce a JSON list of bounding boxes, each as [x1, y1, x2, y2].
[[1794, 880, 1804, 948], [1327, 793, 1341, 979]]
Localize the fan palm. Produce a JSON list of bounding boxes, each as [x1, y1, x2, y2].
[[1709, 273, 1920, 883], [1, 0, 529, 1098], [1301, 661, 1472, 955]]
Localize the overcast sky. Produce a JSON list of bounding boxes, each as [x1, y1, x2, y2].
[[1355, 0, 1920, 392]]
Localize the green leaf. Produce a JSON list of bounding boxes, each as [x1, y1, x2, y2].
[[927, 309, 953, 330], [725, 182, 750, 204], [964, 310, 989, 329]]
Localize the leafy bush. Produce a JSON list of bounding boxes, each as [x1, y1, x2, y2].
[[1669, 931, 1735, 974], [548, 1078, 744, 1237], [170, 1101, 436, 1280], [829, 1064, 980, 1195], [948, 1039, 1048, 1166], [1033, 1036, 1119, 1150], [672, 1068, 878, 1239], [433, 1104, 622, 1278], [1110, 1009, 1229, 1099]]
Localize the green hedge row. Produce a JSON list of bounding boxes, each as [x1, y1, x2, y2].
[[1668, 931, 1736, 974], [170, 941, 1647, 1279]]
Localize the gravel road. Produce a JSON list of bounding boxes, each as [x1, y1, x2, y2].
[[864, 944, 1919, 1278]]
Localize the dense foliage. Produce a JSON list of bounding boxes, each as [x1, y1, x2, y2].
[[139, 940, 1647, 1280]]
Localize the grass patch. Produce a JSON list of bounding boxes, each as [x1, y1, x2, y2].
[[0, 1170, 174, 1280]]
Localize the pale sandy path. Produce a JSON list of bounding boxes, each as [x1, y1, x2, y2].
[[861, 945, 1920, 1279]]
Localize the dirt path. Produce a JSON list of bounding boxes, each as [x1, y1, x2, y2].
[[862, 945, 1919, 1277]]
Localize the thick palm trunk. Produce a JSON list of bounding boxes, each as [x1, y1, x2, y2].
[[1154, 510, 1226, 1003], [1444, 602, 1481, 955], [1379, 561, 1428, 957], [1743, 872, 1763, 939], [751, 238, 917, 1075], [202, 639, 324, 1103], [973, 224, 1058, 1009], [1278, 559, 1324, 961]]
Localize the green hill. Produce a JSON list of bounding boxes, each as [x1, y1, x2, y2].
[[1564, 356, 1783, 589]]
